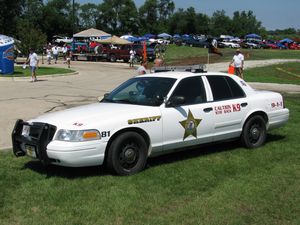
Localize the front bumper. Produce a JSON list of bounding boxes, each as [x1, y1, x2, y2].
[[12, 119, 57, 164], [11, 119, 106, 167]]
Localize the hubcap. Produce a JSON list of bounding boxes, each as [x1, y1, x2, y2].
[[250, 126, 260, 141], [124, 148, 137, 164]]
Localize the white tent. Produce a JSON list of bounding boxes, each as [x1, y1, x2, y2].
[[73, 28, 111, 39]]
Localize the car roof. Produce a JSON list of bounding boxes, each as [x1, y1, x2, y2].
[[138, 71, 233, 80]]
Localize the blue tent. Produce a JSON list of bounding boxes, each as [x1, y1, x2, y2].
[[182, 34, 190, 38], [157, 33, 172, 39], [143, 33, 156, 39], [245, 33, 261, 39], [173, 34, 181, 38], [122, 36, 140, 42], [280, 38, 294, 43]]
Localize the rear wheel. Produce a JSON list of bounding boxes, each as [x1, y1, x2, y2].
[[241, 115, 267, 148], [106, 132, 148, 175]]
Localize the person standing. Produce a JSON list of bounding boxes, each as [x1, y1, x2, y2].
[[229, 49, 244, 79], [52, 45, 59, 64], [46, 46, 52, 64], [26, 48, 39, 82], [129, 48, 136, 67], [66, 50, 72, 68]]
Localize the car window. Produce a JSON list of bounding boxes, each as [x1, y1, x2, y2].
[[103, 77, 176, 106], [170, 76, 207, 105], [206, 75, 245, 101], [225, 76, 246, 98]]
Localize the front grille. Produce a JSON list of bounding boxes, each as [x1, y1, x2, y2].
[[12, 119, 57, 164]]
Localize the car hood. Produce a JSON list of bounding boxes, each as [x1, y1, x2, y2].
[[29, 103, 161, 129]]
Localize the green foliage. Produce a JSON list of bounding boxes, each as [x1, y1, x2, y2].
[[16, 20, 47, 55], [79, 3, 98, 29], [97, 0, 139, 35], [0, 0, 22, 36]]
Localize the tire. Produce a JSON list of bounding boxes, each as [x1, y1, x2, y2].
[[106, 132, 148, 175], [109, 54, 116, 62], [241, 115, 267, 149]]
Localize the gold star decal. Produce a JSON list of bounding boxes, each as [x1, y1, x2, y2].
[[179, 109, 202, 140]]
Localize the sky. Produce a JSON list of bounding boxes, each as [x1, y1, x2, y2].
[[80, 0, 300, 30]]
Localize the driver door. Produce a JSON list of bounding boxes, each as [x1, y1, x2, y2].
[[161, 76, 215, 151]]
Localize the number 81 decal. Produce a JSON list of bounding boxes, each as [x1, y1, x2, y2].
[[101, 131, 111, 138]]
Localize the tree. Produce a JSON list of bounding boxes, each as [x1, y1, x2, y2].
[[41, 0, 73, 40], [210, 10, 232, 36], [139, 0, 159, 34], [0, 0, 22, 36], [20, 0, 44, 31], [16, 20, 47, 55], [79, 3, 99, 29], [97, 0, 138, 35]]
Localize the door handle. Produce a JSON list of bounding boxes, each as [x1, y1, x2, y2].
[[241, 103, 248, 107], [203, 107, 213, 113]]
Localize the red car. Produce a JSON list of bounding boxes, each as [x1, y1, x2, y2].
[[287, 43, 300, 50], [264, 41, 279, 49]]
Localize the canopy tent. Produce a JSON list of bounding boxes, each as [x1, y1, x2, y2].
[[73, 28, 111, 39], [280, 38, 294, 43], [245, 33, 261, 39], [96, 35, 131, 45], [157, 33, 172, 38], [120, 35, 140, 42], [143, 33, 156, 39]]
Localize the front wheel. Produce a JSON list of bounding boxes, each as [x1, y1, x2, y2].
[[109, 54, 116, 62], [106, 132, 148, 175], [241, 115, 267, 148]]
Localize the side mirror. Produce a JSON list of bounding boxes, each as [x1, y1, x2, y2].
[[166, 96, 185, 107], [98, 93, 110, 102]]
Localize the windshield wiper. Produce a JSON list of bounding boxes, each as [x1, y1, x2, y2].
[[111, 99, 134, 104]]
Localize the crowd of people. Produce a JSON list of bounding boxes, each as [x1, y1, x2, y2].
[[45, 44, 71, 68]]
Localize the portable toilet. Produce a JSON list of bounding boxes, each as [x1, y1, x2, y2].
[[0, 35, 15, 75]]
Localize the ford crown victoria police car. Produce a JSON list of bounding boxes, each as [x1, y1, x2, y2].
[[12, 69, 289, 175]]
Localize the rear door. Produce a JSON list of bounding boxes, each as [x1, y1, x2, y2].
[[204, 75, 249, 141]]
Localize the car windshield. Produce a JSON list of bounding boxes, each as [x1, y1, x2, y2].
[[102, 77, 176, 106]]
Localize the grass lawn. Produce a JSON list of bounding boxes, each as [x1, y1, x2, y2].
[[0, 94, 299, 224], [244, 62, 300, 85], [2, 66, 75, 77], [164, 44, 300, 64]]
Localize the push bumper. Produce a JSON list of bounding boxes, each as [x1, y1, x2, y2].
[[11, 119, 57, 164]]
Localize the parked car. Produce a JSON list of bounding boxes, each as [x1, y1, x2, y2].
[[220, 41, 240, 48], [12, 67, 289, 175], [287, 42, 300, 50], [176, 37, 210, 48], [264, 41, 279, 49], [240, 41, 259, 49]]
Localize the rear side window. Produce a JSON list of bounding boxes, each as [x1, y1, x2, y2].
[[207, 76, 245, 101], [225, 76, 245, 98]]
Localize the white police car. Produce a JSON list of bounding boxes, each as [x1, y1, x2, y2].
[[12, 65, 289, 175]]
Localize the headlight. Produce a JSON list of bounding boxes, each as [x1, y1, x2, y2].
[[55, 129, 100, 142]]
